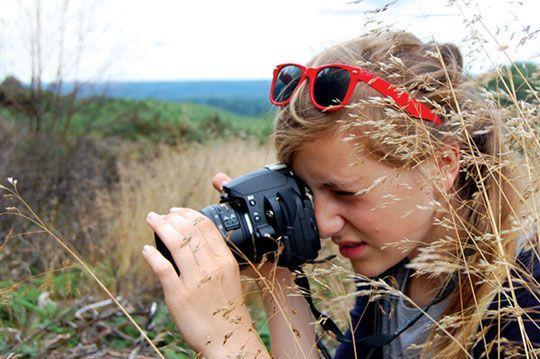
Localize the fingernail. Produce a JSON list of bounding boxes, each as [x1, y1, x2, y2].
[[221, 180, 229, 186], [147, 212, 158, 220], [142, 244, 152, 254], [170, 207, 182, 212]]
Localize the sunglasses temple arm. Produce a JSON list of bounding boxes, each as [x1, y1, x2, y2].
[[362, 75, 442, 125]]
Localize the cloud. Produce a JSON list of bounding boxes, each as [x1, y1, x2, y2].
[[0, 0, 538, 81]]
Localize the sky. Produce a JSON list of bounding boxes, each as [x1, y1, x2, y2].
[[0, 0, 538, 82]]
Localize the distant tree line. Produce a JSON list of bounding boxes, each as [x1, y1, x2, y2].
[[483, 62, 539, 106], [184, 97, 274, 117]]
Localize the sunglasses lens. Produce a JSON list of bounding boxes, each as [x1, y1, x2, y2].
[[313, 67, 351, 107], [272, 65, 303, 103]]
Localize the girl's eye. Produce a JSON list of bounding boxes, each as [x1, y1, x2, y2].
[[333, 189, 356, 197]]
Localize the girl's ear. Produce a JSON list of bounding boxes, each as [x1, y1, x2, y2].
[[420, 140, 461, 193], [434, 140, 461, 193]]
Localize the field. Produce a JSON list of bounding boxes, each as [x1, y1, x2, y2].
[[0, 49, 538, 357], [0, 95, 355, 358]]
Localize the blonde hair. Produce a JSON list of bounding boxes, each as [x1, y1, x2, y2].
[[271, 30, 537, 357]]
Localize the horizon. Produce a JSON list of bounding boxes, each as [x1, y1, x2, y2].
[[12, 58, 539, 85]]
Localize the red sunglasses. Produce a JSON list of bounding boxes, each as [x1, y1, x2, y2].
[[270, 63, 442, 126]]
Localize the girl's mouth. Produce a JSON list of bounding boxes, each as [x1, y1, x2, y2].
[[338, 242, 367, 259]]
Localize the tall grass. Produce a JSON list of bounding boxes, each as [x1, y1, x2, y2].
[[0, 138, 281, 357], [105, 139, 277, 296]]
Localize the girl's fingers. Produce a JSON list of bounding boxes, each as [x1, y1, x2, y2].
[[170, 207, 232, 259], [142, 244, 182, 297], [170, 208, 242, 288], [163, 211, 214, 268], [211, 172, 232, 192], [146, 212, 198, 278]]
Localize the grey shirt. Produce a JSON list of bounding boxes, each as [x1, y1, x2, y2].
[[380, 266, 449, 358], [379, 230, 536, 358]]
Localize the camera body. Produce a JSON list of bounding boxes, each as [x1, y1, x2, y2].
[[154, 163, 321, 272]]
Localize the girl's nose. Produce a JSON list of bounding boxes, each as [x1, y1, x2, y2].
[[312, 193, 345, 238]]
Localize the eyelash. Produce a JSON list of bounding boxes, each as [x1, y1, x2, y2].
[[333, 190, 356, 197], [305, 186, 357, 198]]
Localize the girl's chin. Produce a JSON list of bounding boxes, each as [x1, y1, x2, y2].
[[350, 259, 395, 278], [350, 249, 413, 278]]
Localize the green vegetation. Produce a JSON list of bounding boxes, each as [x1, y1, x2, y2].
[[0, 267, 197, 357], [0, 75, 277, 357], [484, 62, 539, 106], [0, 265, 271, 357], [69, 98, 273, 144], [0, 77, 274, 145]]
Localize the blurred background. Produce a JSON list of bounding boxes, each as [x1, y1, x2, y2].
[[0, 0, 538, 357]]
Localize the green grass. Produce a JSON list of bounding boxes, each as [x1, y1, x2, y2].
[[1, 97, 274, 144], [0, 268, 192, 357], [0, 94, 275, 356], [0, 266, 271, 357]]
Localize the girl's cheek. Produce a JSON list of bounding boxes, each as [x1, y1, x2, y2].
[[354, 208, 377, 232]]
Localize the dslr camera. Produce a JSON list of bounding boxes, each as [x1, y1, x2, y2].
[[155, 163, 321, 272]]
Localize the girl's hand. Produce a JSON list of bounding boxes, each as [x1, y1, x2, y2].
[[212, 173, 317, 358], [143, 207, 269, 358]]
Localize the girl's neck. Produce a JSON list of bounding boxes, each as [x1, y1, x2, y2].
[[404, 219, 453, 306], [405, 272, 443, 307]]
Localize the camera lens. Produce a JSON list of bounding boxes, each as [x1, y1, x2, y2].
[[200, 203, 257, 266]]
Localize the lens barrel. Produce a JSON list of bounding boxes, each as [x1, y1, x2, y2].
[[199, 203, 259, 266]]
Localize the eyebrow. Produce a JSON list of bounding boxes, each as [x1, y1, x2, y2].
[[323, 181, 350, 189]]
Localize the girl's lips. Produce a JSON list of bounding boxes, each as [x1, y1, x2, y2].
[[338, 242, 367, 259]]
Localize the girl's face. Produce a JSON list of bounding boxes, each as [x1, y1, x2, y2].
[[291, 131, 441, 277]]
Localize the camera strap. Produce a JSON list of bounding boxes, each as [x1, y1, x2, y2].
[[291, 262, 457, 357], [291, 265, 351, 358]]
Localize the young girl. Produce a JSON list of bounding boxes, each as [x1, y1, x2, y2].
[[143, 30, 539, 358]]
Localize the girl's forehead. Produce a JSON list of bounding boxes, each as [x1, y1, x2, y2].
[[292, 134, 398, 184]]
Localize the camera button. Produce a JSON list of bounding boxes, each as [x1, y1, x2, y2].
[[249, 199, 256, 206]]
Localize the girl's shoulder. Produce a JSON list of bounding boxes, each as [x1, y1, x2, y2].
[[504, 242, 540, 312], [510, 231, 540, 306], [475, 234, 540, 357], [515, 231, 540, 275]]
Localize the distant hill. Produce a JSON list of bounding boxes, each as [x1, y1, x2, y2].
[[66, 80, 274, 117]]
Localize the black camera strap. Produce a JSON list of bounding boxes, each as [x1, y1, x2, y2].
[[355, 277, 456, 348], [292, 266, 351, 343], [291, 262, 457, 357], [291, 265, 351, 358]]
